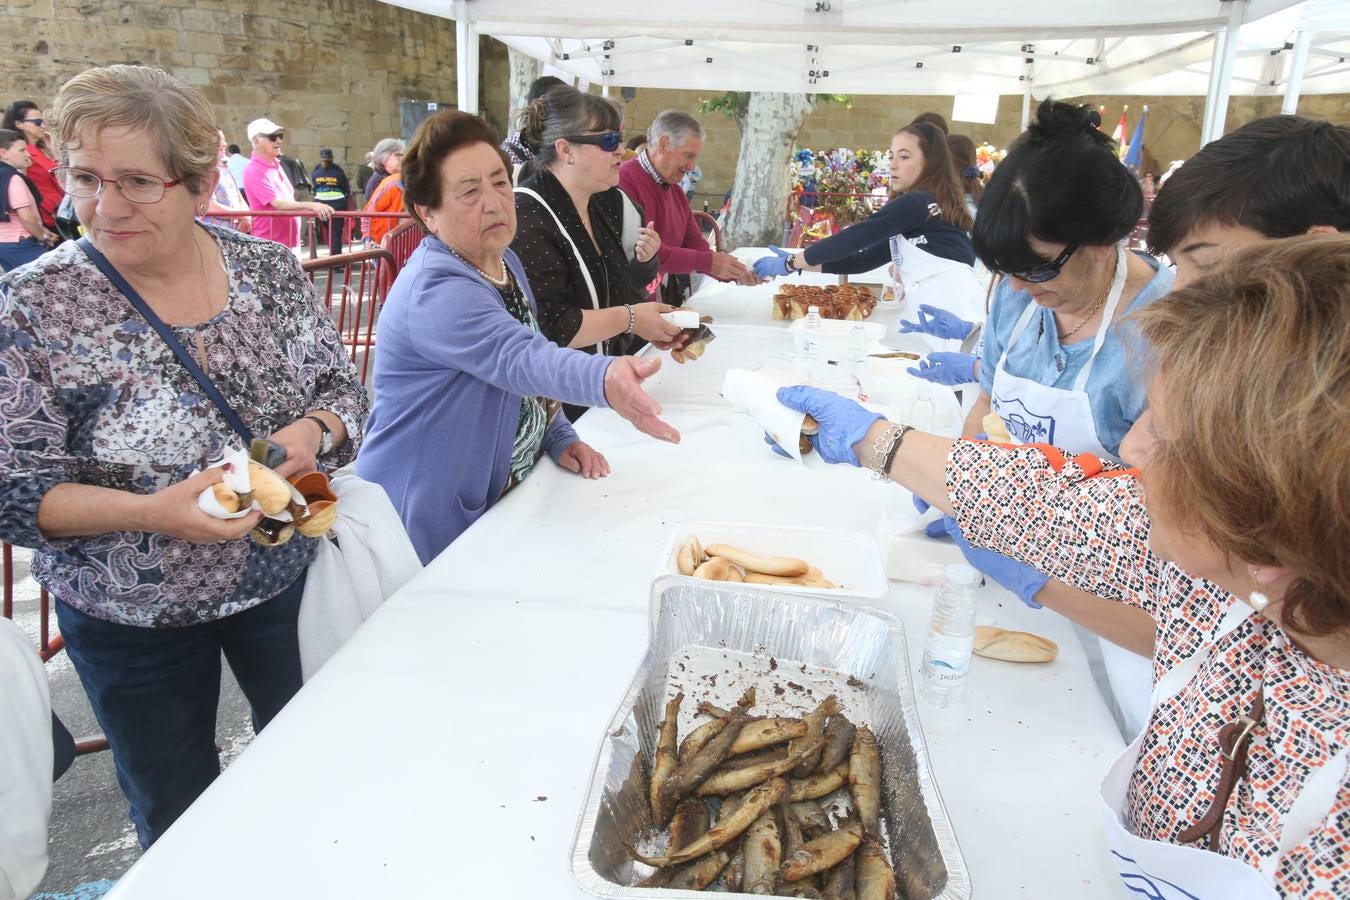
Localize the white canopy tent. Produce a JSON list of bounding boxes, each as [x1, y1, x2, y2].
[[382, 0, 1347, 141]]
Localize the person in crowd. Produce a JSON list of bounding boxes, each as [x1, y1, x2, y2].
[[361, 145, 405, 245], [0, 617, 53, 900], [353, 150, 374, 240], [225, 141, 248, 197], [356, 111, 680, 563], [946, 133, 982, 222], [243, 117, 333, 248], [0, 129, 58, 271], [1147, 115, 1350, 288], [910, 110, 950, 135], [311, 149, 351, 255], [2, 101, 63, 230], [937, 99, 1174, 738], [364, 138, 404, 200], [754, 121, 981, 335], [773, 233, 1350, 899], [203, 129, 251, 234], [619, 110, 756, 305], [501, 74, 566, 168], [0, 65, 368, 849], [279, 151, 310, 198], [623, 133, 647, 162], [511, 86, 674, 420]]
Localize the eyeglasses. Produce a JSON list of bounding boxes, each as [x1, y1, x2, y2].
[[1010, 242, 1080, 283], [53, 166, 185, 204], [564, 131, 623, 153], [21, 117, 44, 127]]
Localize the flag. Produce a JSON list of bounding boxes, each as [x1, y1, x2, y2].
[[1111, 107, 1128, 157], [1123, 106, 1148, 173]]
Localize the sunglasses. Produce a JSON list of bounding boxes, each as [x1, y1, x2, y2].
[[263, 133, 283, 142], [1011, 242, 1079, 283], [22, 117, 44, 126], [564, 131, 623, 153]]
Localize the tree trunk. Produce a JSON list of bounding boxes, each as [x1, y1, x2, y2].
[[506, 48, 541, 134], [723, 92, 816, 248]]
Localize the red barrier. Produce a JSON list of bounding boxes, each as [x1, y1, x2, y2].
[[210, 209, 411, 260], [302, 247, 396, 385]]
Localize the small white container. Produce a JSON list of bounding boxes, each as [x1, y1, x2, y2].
[[788, 317, 885, 360], [659, 520, 888, 600]]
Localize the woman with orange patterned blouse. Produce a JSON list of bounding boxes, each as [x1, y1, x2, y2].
[[775, 235, 1349, 897]]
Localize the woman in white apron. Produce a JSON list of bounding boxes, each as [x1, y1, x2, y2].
[[751, 121, 977, 328], [955, 100, 1175, 739], [774, 233, 1350, 896]]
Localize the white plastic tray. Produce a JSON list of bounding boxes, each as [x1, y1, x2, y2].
[[658, 520, 888, 600]]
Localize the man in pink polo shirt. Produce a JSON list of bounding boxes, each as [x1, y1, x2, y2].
[[242, 117, 332, 248]]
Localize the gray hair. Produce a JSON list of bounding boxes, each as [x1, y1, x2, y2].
[[647, 110, 704, 149], [519, 85, 622, 171], [372, 138, 405, 168], [51, 64, 218, 194]]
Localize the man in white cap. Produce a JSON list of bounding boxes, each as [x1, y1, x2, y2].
[[242, 117, 332, 248]]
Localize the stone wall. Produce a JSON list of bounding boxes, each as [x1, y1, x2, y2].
[[0, 0, 513, 185], [521, 86, 1348, 202]]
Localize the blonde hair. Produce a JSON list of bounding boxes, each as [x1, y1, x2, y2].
[[51, 65, 218, 194], [1135, 234, 1350, 636]]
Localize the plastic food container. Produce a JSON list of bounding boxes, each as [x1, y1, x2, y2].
[[659, 521, 888, 600], [787, 317, 886, 358]]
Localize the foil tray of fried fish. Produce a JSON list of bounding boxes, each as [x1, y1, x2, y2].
[[569, 577, 971, 898]]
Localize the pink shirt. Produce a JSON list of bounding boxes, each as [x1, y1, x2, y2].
[[243, 155, 297, 247], [0, 177, 34, 243]]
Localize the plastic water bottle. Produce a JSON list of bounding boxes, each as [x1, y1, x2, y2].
[[847, 323, 869, 386], [919, 563, 979, 708], [800, 305, 824, 383]]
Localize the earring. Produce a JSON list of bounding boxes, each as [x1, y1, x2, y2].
[[567, 157, 575, 165], [1249, 569, 1270, 612]]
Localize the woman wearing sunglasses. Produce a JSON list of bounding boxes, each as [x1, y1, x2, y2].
[[948, 99, 1176, 740], [511, 86, 677, 419], [2, 101, 64, 231]]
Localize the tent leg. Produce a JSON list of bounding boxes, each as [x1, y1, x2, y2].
[[455, 0, 479, 115], [1020, 59, 1034, 130], [1282, 30, 1313, 114], [1200, 0, 1248, 145]]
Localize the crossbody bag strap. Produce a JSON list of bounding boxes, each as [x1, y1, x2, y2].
[[77, 236, 254, 443], [1176, 687, 1266, 851], [514, 186, 604, 354]]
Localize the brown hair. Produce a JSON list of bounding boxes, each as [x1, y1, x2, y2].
[[401, 110, 510, 232], [909, 111, 950, 135], [896, 122, 973, 232], [51, 65, 218, 194], [946, 133, 984, 205], [518, 85, 622, 173], [1135, 234, 1350, 636]]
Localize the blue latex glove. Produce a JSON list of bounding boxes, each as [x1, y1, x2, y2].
[[911, 494, 949, 538], [775, 385, 884, 466], [898, 304, 974, 341], [939, 515, 1048, 608], [908, 352, 978, 387], [752, 245, 793, 280]]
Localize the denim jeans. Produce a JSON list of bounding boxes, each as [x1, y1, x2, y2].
[[0, 236, 45, 272], [56, 571, 305, 848]]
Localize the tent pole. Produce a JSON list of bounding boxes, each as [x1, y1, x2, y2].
[[1282, 30, 1313, 114], [455, 0, 479, 114], [1200, 0, 1247, 145], [1020, 60, 1033, 129]]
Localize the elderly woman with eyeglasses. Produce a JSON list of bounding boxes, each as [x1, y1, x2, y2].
[[0, 65, 368, 848]]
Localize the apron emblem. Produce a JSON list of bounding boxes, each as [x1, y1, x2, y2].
[[1110, 850, 1202, 900], [992, 395, 1056, 444]]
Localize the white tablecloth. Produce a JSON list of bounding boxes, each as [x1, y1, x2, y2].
[[107, 261, 1126, 899]]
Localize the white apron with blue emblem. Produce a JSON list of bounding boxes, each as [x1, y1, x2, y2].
[[1100, 601, 1347, 899]]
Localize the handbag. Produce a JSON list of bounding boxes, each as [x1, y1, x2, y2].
[[79, 237, 423, 677]]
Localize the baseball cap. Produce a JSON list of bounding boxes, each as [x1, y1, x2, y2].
[[319, 148, 333, 158], [246, 117, 284, 141]]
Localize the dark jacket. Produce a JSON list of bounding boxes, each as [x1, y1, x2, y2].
[[802, 190, 975, 274], [0, 164, 42, 224], [511, 168, 659, 357], [279, 155, 310, 192], [310, 162, 350, 199]]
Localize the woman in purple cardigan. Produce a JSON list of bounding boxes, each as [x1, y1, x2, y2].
[[356, 112, 680, 564]]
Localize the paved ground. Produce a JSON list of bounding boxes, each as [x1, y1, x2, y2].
[[7, 548, 258, 900]]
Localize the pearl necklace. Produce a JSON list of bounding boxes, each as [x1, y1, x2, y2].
[[447, 245, 509, 288]]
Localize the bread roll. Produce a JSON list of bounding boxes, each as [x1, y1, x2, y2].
[[211, 483, 241, 514], [972, 626, 1058, 663], [693, 557, 741, 583], [982, 413, 1014, 444], [247, 461, 293, 516], [704, 543, 809, 578]]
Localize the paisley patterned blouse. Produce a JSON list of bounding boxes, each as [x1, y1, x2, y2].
[[947, 441, 1348, 896], [0, 225, 369, 628]]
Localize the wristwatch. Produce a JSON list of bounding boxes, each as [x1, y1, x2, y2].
[[304, 415, 334, 455]]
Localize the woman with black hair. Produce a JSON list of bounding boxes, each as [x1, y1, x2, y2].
[[2, 101, 63, 230], [950, 98, 1176, 740], [753, 121, 983, 334]]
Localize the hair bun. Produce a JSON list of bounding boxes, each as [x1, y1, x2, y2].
[[519, 96, 550, 152], [1027, 99, 1110, 149]]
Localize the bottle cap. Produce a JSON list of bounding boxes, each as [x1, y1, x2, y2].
[[945, 563, 978, 586]]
